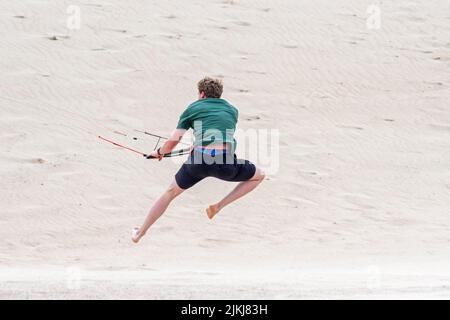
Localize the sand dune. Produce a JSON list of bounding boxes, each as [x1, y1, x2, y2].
[[1, 0, 450, 299]]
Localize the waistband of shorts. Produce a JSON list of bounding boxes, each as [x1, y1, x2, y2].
[[194, 146, 228, 156]]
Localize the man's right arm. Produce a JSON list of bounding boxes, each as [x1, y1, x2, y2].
[[153, 107, 191, 158], [158, 129, 187, 155]]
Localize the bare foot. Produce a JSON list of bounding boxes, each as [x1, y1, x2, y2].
[[131, 227, 142, 243], [206, 204, 220, 219]]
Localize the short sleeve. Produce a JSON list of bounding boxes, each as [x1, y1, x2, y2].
[[231, 106, 238, 124], [176, 108, 192, 130]]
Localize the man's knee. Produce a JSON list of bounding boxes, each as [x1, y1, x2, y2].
[[166, 182, 184, 198]]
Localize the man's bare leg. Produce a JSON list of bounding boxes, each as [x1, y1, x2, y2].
[[206, 168, 265, 219], [132, 180, 184, 243]]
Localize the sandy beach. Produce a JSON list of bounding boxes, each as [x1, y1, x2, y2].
[[1, 0, 450, 299]]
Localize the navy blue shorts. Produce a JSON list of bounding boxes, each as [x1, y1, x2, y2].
[[175, 149, 256, 190]]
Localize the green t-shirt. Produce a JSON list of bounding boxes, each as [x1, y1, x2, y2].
[[177, 98, 238, 150]]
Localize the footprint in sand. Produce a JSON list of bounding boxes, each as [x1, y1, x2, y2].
[[337, 12, 358, 18], [281, 43, 298, 49], [30, 158, 45, 164], [47, 35, 70, 41], [424, 81, 444, 88], [104, 28, 127, 33], [164, 14, 177, 19], [336, 125, 364, 130], [433, 56, 450, 61], [204, 238, 235, 245], [245, 70, 267, 75], [161, 33, 183, 40], [233, 21, 251, 27], [298, 170, 319, 176], [244, 115, 261, 121]]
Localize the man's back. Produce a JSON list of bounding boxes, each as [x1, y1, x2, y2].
[[177, 98, 238, 148]]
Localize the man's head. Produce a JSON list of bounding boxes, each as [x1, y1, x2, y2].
[[197, 77, 223, 99]]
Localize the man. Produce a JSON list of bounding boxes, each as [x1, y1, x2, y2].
[[132, 77, 265, 243]]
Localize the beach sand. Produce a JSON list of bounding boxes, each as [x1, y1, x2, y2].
[[1, 0, 450, 299]]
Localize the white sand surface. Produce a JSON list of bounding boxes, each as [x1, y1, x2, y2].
[[1, 0, 450, 299]]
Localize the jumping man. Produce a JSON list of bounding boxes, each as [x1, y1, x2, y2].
[[132, 77, 265, 243]]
